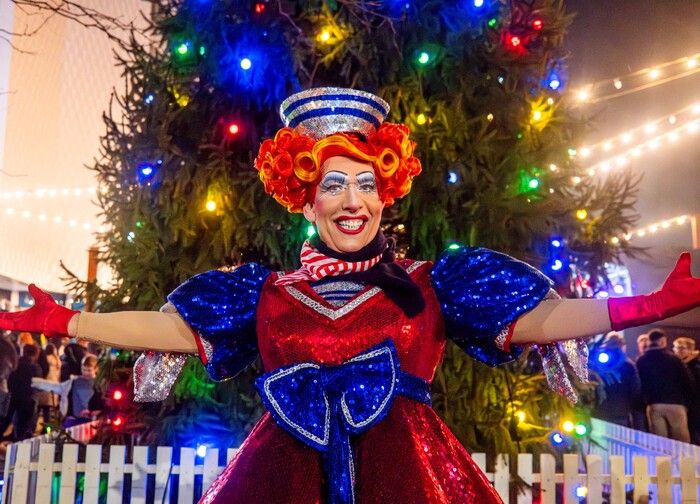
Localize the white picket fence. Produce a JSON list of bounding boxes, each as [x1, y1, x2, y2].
[[2, 444, 699, 503], [2, 417, 700, 503], [589, 417, 700, 474]]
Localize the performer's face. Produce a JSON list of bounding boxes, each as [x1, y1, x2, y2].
[[303, 156, 384, 253]]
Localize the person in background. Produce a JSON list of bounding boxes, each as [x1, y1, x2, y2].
[[637, 330, 695, 442], [6, 344, 42, 440], [60, 338, 88, 381], [32, 354, 103, 429], [636, 333, 650, 360], [590, 332, 642, 428], [0, 334, 18, 438], [673, 337, 700, 381], [36, 342, 61, 426], [672, 336, 700, 444], [632, 332, 653, 431], [16, 332, 34, 353]]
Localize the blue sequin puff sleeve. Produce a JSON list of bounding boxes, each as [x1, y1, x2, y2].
[[431, 247, 552, 366], [167, 263, 270, 381]]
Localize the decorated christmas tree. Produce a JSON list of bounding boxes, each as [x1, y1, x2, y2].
[[60, 0, 639, 462]]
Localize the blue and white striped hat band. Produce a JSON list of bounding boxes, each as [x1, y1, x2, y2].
[[279, 87, 390, 141]]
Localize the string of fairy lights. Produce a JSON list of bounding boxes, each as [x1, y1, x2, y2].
[[578, 118, 700, 177], [563, 50, 700, 245], [574, 51, 700, 105], [611, 215, 693, 244], [0, 186, 103, 233], [577, 101, 700, 160]]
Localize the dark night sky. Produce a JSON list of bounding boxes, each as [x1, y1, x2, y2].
[[563, 0, 700, 337]]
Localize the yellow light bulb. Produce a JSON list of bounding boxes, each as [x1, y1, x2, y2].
[[416, 113, 427, 125], [318, 30, 331, 42], [532, 110, 542, 121], [576, 209, 587, 220], [562, 420, 574, 432], [516, 411, 525, 423], [206, 200, 217, 212]]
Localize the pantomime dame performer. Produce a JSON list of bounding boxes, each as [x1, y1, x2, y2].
[[2, 88, 700, 504]]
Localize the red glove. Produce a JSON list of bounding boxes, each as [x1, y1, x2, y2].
[[608, 252, 700, 330], [0, 284, 79, 337]]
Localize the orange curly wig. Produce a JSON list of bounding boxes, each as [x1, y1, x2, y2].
[[254, 122, 422, 213]]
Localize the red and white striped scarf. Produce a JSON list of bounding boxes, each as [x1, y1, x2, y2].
[[274, 239, 385, 285]]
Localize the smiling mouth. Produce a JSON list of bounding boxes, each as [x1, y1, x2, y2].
[[335, 218, 367, 234]]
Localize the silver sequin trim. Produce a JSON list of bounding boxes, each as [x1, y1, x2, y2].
[[311, 281, 364, 295], [406, 261, 426, 274], [264, 362, 331, 446], [282, 261, 426, 319], [494, 325, 512, 351], [133, 302, 193, 402], [285, 285, 382, 320], [341, 346, 397, 429]]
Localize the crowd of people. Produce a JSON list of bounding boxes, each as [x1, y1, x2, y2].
[[0, 330, 102, 442], [591, 329, 700, 444]]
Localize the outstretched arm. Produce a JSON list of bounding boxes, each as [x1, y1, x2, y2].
[[511, 298, 610, 345], [73, 311, 198, 353], [0, 284, 198, 353], [512, 252, 700, 345]]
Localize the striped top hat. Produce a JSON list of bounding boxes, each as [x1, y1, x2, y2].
[[279, 87, 390, 141]]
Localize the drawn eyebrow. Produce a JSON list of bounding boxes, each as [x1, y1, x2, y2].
[[356, 171, 376, 182], [321, 171, 350, 183]]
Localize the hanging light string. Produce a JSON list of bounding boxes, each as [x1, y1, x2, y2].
[[574, 51, 700, 105], [579, 118, 700, 178], [579, 101, 700, 159], [612, 215, 691, 244], [0, 186, 98, 200], [0, 206, 101, 233]]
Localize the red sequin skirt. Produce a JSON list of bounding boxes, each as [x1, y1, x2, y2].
[[199, 397, 503, 503]]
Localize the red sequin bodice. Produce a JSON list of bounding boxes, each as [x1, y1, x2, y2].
[[257, 260, 445, 382]]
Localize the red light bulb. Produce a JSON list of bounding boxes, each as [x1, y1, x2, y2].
[[113, 390, 123, 401], [227, 123, 240, 136], [113, 416, 124, 427], [532, 18, 543, 30], [254, 3, 265, 14], [509, 35, 521, 47]]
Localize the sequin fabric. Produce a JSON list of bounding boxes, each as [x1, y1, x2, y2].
[[197, 259, 503, 503], [133, 303, 188, 402], [431, 246, 552, 366], [255, 340, 431, 504], [168, 263, 270, 381], [534, 290, 590, 403], [279, 87, 389, 141]]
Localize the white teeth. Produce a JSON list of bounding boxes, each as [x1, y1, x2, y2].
[[337, 219, 364, 230]]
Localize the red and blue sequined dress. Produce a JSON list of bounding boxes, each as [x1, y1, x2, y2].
[[167, 247, 552, 503]]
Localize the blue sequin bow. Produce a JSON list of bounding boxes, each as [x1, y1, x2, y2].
[[255, 339, 431, 504]]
